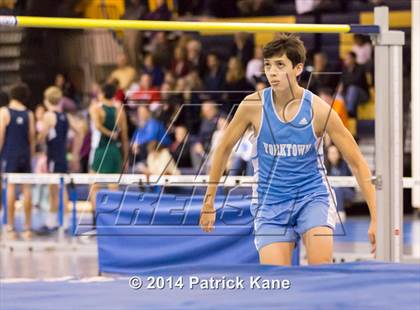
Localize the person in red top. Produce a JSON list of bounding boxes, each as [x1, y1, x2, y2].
[[130, 73, 160, 103]]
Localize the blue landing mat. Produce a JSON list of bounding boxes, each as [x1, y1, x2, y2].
[[1, 262, 419, 310]]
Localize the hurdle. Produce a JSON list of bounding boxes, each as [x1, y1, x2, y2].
[[0, 6, 412, 262]]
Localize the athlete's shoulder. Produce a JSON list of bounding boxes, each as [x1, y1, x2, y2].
[[310, 91, 343, 134], [241, 90, 264, 108], [311, 92, 334, 115]]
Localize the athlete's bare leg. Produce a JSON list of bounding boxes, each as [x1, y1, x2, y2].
[[21, 184, 32, 240], [6, 184, 17, 239], [303, 226, 333, 265], [259, 242, 295, 266]]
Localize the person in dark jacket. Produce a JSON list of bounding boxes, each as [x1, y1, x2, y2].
[[339, 51, 370, 117]]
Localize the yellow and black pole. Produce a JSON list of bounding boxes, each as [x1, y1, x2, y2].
[[0, 15, 379, 34]]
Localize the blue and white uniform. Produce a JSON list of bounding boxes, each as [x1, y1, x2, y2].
[[1, 108, 31, 173], [46, 112, 69, 173], [250, 87, 337, 250]]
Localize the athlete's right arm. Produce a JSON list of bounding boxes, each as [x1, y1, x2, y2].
[[90, 105, 115, 138], [200, 95, 256, 232], [37, 111, 54, 143]]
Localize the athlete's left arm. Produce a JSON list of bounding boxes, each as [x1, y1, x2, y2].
[[314, 96, 376, 254], [28, 111, 36, 158], [67, 114, 84, 169]]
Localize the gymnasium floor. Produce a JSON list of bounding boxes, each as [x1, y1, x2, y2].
[[1, 207, 419, 309], [1, 213, 419, 278]]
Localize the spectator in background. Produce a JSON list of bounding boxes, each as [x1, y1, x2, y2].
[[170, 125, 192, 168], [229, 127, 254, 176], [318, 87, 349, 130], [108, 52, 136, 91], [149, 32, 173, 69], [171, 46, 190, 78], [352, 34, 372, 67], [205, 113, 230, 173], [122, 0, 147, 67], [203, 52, 225, 102], [339, 51, 369, 117], [54, 73, 76, 102], [142, 52, 165, 87], [223, 57, 254, 115], [186, 39, 206, 78], [0, 83, 35, 240], [231, 32, 254, 68], [163, 71, 176, 90], [325, 144, 354, 222], [131, 105, 172, 168], [295, 0, 321, 14], [130, 73, 161, 103], [190, 101, 219, 173], [144, 0, 172, 20], [246, 46, 263, 86], [308, 51, 338, 94], [146, 143, 180, 176], [255, 79, 268, 92]]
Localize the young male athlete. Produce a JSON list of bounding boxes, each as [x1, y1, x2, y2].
[[200, 34, 377, 265], [37, 86, 82, 232], [89, 83, 128, 210], [0, 83, 35, 240]]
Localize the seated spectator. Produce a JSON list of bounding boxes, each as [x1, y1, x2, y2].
[[230, 32, 254, 68], [206, 113, 230, 173], [171, 46, 190, 78], [229, 128, 254, 176], [246, 46, 263, 86], [131, 105, 172, 164], [318, 87, 349, 130], [190, 101, 219, 173], [352, 34, 372, 67], [142, 52, 164, 87], [186, 39, 206, 78], [144, 0, 172, 20], [148, 32, 173, 69], [170, 125, 192, 168], [308, 51, 338, 94], [325, 144, 354, 222], [223, 57, 254, 115], [203, 52, 225, 102], [130, 73, 161, 103], [146, 143, 180, 176], [163, 71, 176, 90], [108, 52, 136, 91], [338, 51, 370, 117]]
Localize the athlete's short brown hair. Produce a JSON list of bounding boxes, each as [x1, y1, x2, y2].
[[10, 83, 30, 105], [263, 33, 306, 67]]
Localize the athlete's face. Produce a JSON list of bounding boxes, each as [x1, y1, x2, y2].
[[264, 54, 303, 91]]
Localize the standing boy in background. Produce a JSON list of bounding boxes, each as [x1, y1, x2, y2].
[[0, 83, 35, 240], [37, 86, 82, 233]]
